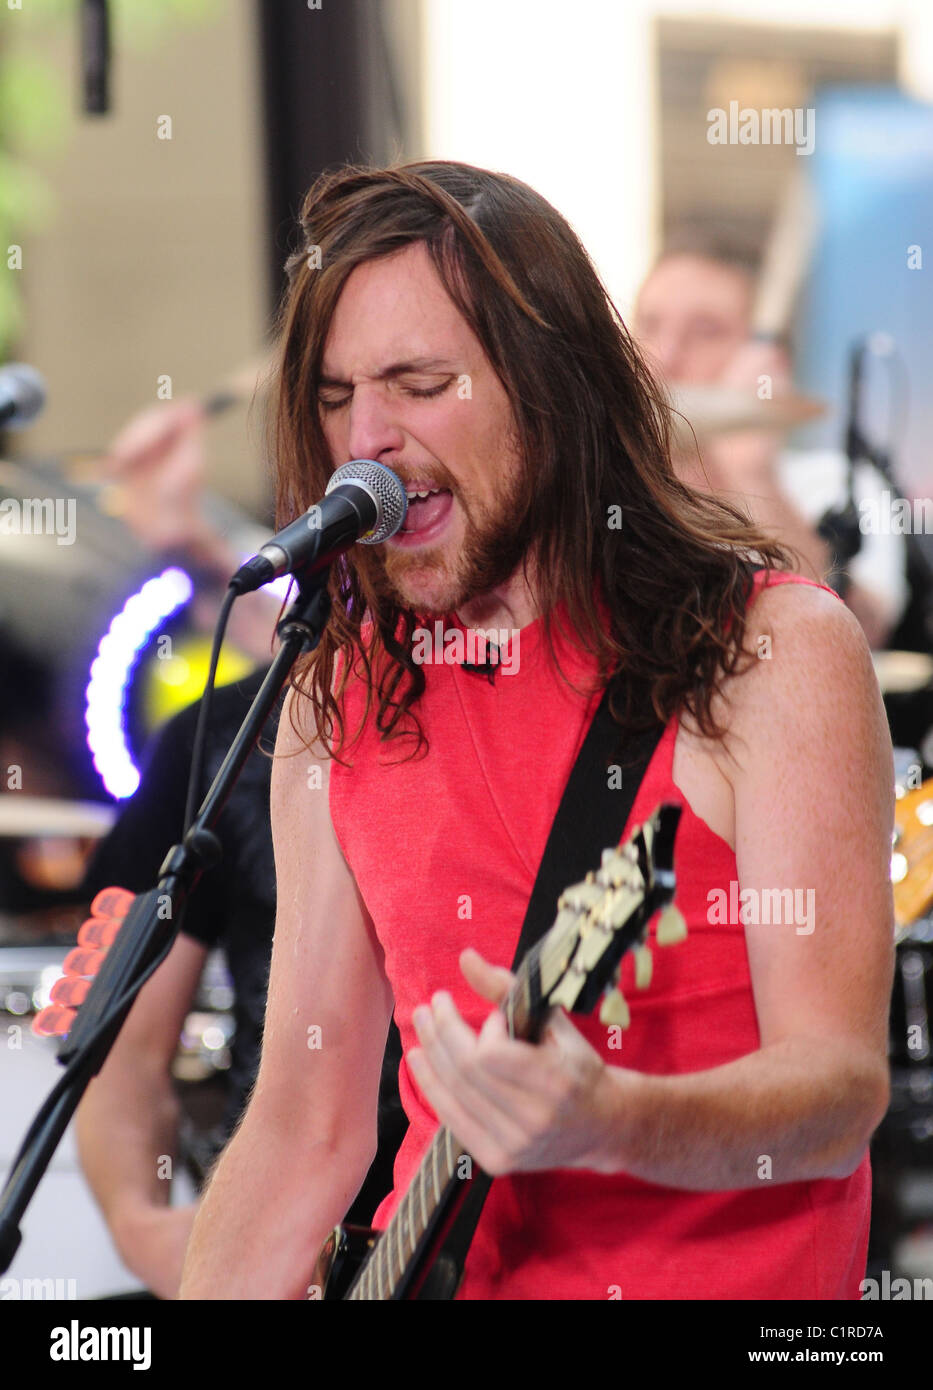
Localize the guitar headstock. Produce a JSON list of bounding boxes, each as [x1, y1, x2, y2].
[[532, 803, 685, 1027]]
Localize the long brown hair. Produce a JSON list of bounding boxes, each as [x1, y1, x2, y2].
[[270, 160, 791, 761]]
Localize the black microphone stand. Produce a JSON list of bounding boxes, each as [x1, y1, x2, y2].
[[817, 340, 868, 592], [819, 337, 933, 647], [0, 567, 332, 1273]]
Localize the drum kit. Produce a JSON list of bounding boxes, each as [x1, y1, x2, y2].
[[0, 356, 269, 1092]]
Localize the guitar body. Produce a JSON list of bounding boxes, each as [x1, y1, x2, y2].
[[310, 1225, 379, 1300], [311, 1225, 463, 1300]]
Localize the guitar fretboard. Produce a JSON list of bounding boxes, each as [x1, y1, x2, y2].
[[346, 962, 537, 1300]]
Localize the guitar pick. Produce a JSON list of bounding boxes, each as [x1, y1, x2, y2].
[[90, 886, 135, 920], [32, 1005, 77, 1038], [30, 885, 136, 1041], [61, 945, 106, 979], [78, 914, 124, 949], [49, 975, 92, 1007]]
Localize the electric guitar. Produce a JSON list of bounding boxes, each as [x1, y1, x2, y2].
[[310, 801, 686, 1301], [892, 773, 933, 936]]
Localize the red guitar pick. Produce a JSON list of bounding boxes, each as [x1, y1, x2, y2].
[[32, 886, 136, 1040]]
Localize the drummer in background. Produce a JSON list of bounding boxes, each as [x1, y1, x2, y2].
[[73, 393, 406, 1297], [633, 231, 908, 650], [71, 395, 278, 1298]]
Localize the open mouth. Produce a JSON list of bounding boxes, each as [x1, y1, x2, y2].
[[398, 486, 454, 540]]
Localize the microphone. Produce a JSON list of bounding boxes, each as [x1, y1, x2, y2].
[[230, 459, 408, 594], [0, 363, 47, 429]]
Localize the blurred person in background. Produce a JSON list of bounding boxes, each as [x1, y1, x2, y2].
[[634, 233, 908, 651], [96, 391, 282, 667], [74, 396, 405, 1298]]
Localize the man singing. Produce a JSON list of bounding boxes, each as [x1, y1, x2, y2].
[[180, 161, 893, 1300]]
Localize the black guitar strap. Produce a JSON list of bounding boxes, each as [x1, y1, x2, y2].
[[417, 678, 666, 1298]]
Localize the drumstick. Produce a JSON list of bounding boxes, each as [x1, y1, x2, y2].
[[58, 353, 275, 481], [199, 354, 275, 417], [751, 169, 820, 342], [669, 175, 823, 449]]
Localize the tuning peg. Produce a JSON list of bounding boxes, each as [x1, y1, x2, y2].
[[560, 881, 604, 912], [599, 987, 630, 1028], [90, 886, 135, 919], [656, 903, 687, 946], [554, 907, 579, 935], [634, 944, 653, 990]]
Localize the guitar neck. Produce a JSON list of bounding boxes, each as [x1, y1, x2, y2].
[[345, 955, 542, 1301]]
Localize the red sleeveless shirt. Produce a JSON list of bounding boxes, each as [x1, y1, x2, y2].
[[329, 570, 871, 1299]]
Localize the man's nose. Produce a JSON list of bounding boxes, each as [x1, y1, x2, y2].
[[346, 384, 406, 462]]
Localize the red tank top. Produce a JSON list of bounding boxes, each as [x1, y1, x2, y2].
[[329, 570, 871, 1299]]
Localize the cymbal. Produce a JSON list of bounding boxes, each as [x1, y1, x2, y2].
[[0, 797, 116, 840], [872, 650, 933, 695], [668, 385, 826, 446]]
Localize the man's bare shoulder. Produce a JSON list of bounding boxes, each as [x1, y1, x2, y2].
[[736, 578, 875, 695], [747, 576, 864, 646], [716, 578, 887, 773], [272, 656, 353, 765], [268, 689, 337, 851]]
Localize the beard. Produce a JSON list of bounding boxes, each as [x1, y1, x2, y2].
[[367, 453, 531, 620]]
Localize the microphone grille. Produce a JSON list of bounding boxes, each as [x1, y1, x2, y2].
[[325, 460, 407, 544]]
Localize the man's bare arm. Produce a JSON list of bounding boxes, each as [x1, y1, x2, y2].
[[75, 933, 207, 1297], [582, 585, 893, 1185], [407, 586, 893, 1189], [179, 690, 393, 1299]]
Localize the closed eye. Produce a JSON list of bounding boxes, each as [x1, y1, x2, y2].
[[402, 378, 454, 399], [317, 376, 455, 412]]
